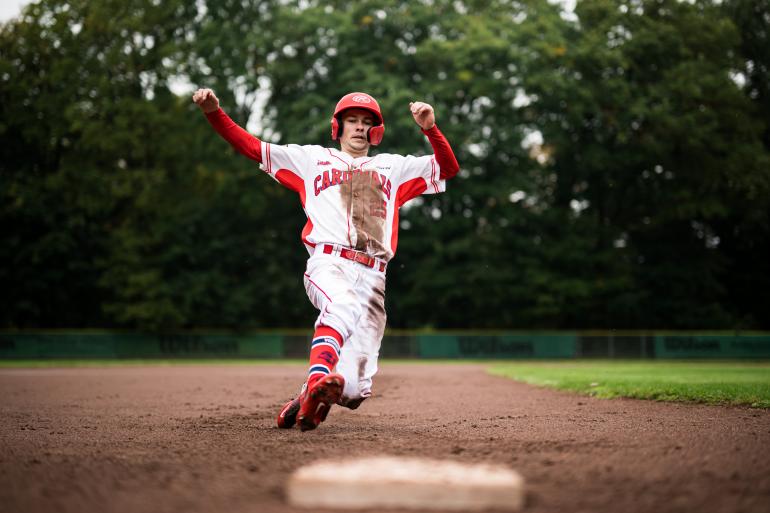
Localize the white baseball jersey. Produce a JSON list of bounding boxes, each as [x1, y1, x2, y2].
[[259, 143, 447, 261]]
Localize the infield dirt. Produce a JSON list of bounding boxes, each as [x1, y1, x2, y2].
[[1, 363, 768, 513]]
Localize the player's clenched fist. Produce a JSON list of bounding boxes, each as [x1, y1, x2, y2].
[[409, 101, 435, 130], [192, 88, 220, 113]]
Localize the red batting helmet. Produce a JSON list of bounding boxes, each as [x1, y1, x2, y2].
[[331, 92, 385, 146]]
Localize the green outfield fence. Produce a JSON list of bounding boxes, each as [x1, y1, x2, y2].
[[1, 331, 769, 359]]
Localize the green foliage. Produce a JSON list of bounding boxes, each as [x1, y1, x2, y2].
[[1, 0, 768, 331], [519, 0, 770, 328], [0, 0, 313, 330], [489, 361, 770, 407]]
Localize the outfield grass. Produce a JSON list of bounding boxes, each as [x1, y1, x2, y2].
[[3, 359, 769, 408], [488, 361, 770, 408]]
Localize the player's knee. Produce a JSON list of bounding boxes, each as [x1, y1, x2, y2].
[[319, 301, 363, 342], [339, 299, 364, 327]]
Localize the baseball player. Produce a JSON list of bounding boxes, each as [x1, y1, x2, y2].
[[193, 88, 459, 431]]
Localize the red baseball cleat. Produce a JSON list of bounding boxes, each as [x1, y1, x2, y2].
[[297, 373, 345, 432], [276, 396, 301, 429]]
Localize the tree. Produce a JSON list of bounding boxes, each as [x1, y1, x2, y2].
[[520, 0, 770, 328], [2, 0, 768, 331]]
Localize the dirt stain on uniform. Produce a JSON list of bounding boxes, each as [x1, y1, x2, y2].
[[340, 168, 387, 258], [367, 278, 387, 329], [357, 357, 367, 381]]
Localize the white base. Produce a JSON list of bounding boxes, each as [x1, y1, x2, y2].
[[286, 456, 525, 511]]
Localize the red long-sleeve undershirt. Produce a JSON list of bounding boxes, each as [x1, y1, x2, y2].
[[422, 125, 460, 180], [205, 108, 263, 162], [205, 107, 459, 179]]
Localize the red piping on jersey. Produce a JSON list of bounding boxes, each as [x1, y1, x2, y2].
[[327, 148, 351, 169], [326, 149, 354, 246], [422, 125, 459, 180], [205, 108, 263, 162], [430, 157, 439, 193], [390, 177, 429, 256], [346, 204, 352, 248]]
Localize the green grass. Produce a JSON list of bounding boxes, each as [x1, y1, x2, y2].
[[488, 361, 770, 408], [4, 359, 770, 408]]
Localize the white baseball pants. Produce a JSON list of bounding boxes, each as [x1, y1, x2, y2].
[[303, 249, 387, 402]]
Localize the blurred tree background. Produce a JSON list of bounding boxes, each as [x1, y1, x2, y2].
[[1, 0, 768, 332]]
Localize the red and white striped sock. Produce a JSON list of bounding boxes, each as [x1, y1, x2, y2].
[[306, 326, 343, 388]]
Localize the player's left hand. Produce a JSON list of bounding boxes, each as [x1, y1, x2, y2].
[[410, 101, 435, 130]]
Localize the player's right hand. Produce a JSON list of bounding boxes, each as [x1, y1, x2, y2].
[[192, 88, 220, 113]]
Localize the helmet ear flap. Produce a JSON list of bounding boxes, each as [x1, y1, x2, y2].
[[331, 117, 342, 140], [368, 125, 384, 146]]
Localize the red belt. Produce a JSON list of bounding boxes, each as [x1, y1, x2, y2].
[[322, 244, 387, 272]]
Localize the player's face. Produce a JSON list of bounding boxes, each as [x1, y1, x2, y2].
[[339, 109, 375, 156]]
